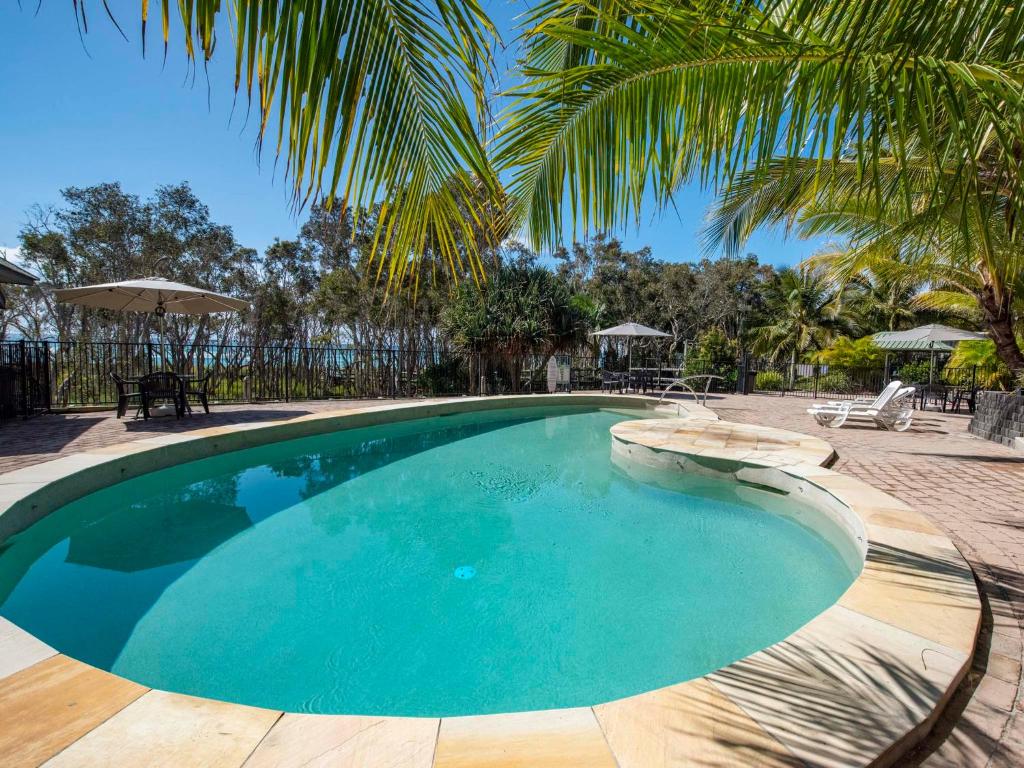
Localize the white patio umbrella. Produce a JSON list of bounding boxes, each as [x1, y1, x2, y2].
[[53, 277, 249, 368], [591, 322, 671, 371], [873, 323, 988, 383]]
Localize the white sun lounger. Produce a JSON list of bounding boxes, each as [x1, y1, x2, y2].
[[807, 380, 916, 431]]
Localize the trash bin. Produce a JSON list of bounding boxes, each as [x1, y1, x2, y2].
[[736, 369, 757, 395]]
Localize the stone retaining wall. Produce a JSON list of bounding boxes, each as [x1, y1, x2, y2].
[[969, 390, 1024, 449]]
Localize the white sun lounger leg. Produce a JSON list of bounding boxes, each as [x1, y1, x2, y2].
[[888, 408, 913, 432], [821, 411, 848, 428]]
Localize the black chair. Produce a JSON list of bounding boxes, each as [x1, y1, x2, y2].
[[182, 374, 212, 414], [138, 372, 184, 420], [628, 369, 651, 393], [110, 372, 141, 419], [600, 370, 624, 393]]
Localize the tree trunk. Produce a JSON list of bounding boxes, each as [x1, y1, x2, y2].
[[978, 284, 1024, 377]]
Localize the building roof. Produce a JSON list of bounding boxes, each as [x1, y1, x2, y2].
[[873, 323, 987, 351], [0, 255, 37, 286]]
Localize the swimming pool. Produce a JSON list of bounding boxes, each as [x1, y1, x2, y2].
[[0, 405, 859, 717]]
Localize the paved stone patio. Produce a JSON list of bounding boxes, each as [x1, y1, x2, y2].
[[708, 393, 1024, 768], [0, 393, 1021, 766]]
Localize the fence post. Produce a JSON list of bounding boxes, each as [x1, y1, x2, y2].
[[392, 349, 399, 398], [146, 342, 154, 374], [813, 366, 819, 400], [284, 348, 292, 402], [18, 339, 27, 418], [42, 341, 52, 412]]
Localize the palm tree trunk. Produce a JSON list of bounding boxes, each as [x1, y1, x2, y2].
[[978, 284, 1024, 376]]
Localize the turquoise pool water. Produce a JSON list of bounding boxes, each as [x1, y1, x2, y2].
[[0, 406, 858, 716]]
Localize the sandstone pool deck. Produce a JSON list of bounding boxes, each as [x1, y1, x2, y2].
[[0, 393, 1011, 766]]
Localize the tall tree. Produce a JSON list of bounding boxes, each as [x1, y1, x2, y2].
[[18, 182, 254, 346], [554, 235, 662, 327]]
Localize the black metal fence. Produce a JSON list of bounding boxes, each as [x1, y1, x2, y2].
[[42, 341, 478, 409], [746, 359, 889, 399], [0, 341, 51, 421], [0, 341, 605, 421], [744, 356, 1002, 401], [0, 340, 1008, 423]]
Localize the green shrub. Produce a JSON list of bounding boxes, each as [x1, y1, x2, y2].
[[895, 360, 932, 384], [945, 340, 1013, 389], [754, 370, 785, 391], [416, 358, 466, 395], [811, 336, 887, 368], [815, 370, 854, 393], [791, 369, 854, 393]]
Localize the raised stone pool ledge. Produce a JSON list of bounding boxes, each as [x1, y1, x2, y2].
[[0, 394, 980, 768]]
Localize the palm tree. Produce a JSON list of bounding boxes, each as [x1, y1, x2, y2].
[[838, 259, 922, 333], [750, 267, 853, 386], [705, 155, 1024, 374], [56, 1, 1024, 289]]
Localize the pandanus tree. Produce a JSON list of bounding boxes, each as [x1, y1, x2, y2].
[[53, 1, 1024, 298], [441, 265, 598, 391]]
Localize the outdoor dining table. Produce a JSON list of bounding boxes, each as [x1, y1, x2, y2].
[[126, 373, 201, 417], [629, 367, 682, 389], [125, 373, 199, 389], [914, 382, 977, 414]]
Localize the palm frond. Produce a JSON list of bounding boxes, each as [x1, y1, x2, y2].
[[76, 0, 500, 285], [498, 0, 1024, 251], [912, 290, 983, 318]]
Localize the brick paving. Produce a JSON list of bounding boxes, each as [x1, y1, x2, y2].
[[0, 394, 1022, 766]]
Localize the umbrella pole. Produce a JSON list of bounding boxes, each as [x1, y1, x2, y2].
[[158, 310, 167, 372]]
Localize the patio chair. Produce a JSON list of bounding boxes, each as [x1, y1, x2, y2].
[[138, 372, 184, 420], [600, 370, 624, 393], [878, 387, 917, 431], [183, 374, 212, 414], [947, 385, 976, 414], [628, 369, 651, 394], [110, 372, 141, 419], [807, 380, 914, 430]]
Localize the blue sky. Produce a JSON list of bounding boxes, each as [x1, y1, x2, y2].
[[0, 2, 821, 269]]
